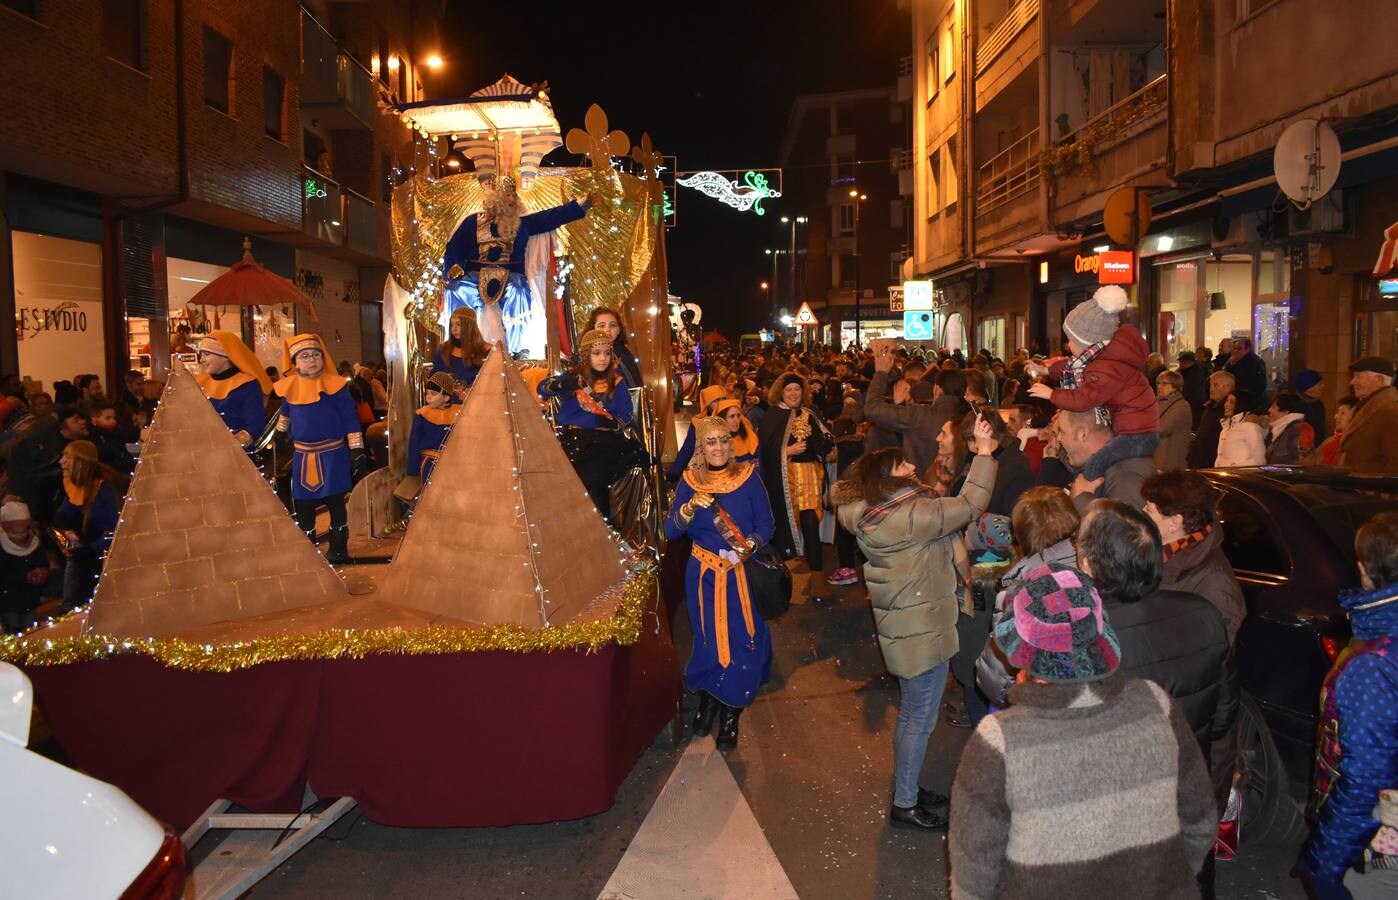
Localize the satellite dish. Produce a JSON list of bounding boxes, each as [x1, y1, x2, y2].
[[1274, 119, 1341, 210]]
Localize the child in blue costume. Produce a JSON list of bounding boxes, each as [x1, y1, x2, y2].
[[537, 328, 634, 525], [195, 331, 272, 448], [586, 306, 644, 389], [407, 371, 460, 489], [273, 334, 364, 563], [664, 415, 776, 751], [442, 176, 598, 356], [430, 307, 490, 394]]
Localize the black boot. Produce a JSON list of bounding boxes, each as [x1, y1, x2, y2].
[[691, 692, 718, 737], [715, 704, 742, 751], [327, 525, 350, 564]]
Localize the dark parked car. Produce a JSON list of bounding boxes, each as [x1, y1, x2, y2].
[[1201, 466, 1398, 844]]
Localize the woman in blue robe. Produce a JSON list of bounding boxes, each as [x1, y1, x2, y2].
[[537, 328, 634, 525], [273, 334, 364, 563], [195, 331, 271, 446], [664, 415, 775, 751], [430, 307, 489, 394]]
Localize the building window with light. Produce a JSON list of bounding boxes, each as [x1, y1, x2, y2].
[[262, 67, 284, 140], [103, 0, 145, 70], [836, 203, 855, 236], [202, 26, 234, 114]]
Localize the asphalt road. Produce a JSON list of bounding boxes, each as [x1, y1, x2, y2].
[[204, 562, 1310, 900]]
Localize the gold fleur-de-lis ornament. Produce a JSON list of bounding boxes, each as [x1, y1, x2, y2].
[[565, 104, 630, 170]]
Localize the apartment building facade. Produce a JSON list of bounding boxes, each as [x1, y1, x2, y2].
[[778, 86, 913, 347], [0, 0, 442, 392], [904, 0, 1398, 404]]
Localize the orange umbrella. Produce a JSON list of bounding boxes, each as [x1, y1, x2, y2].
[[188, 237, 318, 320]]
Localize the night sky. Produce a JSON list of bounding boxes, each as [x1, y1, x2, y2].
[[438, 0, 908, 337]]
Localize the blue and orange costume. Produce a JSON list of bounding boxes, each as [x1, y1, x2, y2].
[[407, 372, 460, 488], [664, 419, 775, 745], [273, 333, 363, 561], [537, 329, 635, 524], [195, 331, 271, 444], [442, 182, 590, 356], [429, 307, 489, 393]]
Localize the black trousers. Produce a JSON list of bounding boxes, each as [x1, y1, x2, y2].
[[799, 509, 823, 572], [293, 494, 347, 539], [835, 520, 858, 569]]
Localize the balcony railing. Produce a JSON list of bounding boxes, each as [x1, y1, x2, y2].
[[976, 0, 1038, 76], [892, 149, 914, 171], [1043, 76, 1168, 177], [300, 10, 375, 127], [344, 189, 376, 256], [977, 128, 1040, 212], [303, 166, 345, 246], [1058, 74, 1167, 146], [898, 55, 914, 77]]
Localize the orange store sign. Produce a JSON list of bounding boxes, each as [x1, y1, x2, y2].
[[1074, 250, 1136, 284]]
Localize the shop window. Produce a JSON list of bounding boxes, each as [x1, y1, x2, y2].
[[1256, 249, 1290, 296], [13, 232, 106, 394], [976, 317, 1005, 359], [202, 26, 234, 114], [1202, 254, 1253, 360], [1255, 301, 1291, 391], [103, 0, 144, 70], [262, 67, 284, 140], [943, 312, 966, 353]]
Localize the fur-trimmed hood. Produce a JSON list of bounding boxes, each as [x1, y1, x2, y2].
[[829, 475, 921, 508]]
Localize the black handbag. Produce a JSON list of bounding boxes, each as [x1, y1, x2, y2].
[[744, 542, 792, 620], [709, 497, 792, 620]]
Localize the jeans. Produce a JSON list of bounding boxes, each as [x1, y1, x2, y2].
[[892, 661, 951, 809], [1082, 431, 1159, 481]]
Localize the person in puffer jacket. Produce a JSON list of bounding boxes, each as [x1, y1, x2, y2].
[[1298, 511, 1398, 900]]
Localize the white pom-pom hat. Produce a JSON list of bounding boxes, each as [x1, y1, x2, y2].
[[1063, 285, 1130, 346]]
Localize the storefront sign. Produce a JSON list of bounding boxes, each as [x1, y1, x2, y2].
[[888, 285, 903, 312], [17, 302, 88, 339], [1073, 250, 1135, 284], [903, 279, 934, 310]]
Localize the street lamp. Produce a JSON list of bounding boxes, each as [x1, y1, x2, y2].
[[780, 215, 807, 310], [425, 53, 444, 70], [849, 189, 867, 347]]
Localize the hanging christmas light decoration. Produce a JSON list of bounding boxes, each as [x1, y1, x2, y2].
[[676, 169, 782, 216]]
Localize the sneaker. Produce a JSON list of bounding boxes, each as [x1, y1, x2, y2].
[[827, 567, 859, 586]]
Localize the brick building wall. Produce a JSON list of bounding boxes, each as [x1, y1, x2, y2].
[[182, 0, 303, 231], [0, 1, 179, 199]]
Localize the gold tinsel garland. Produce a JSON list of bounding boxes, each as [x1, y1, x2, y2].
[[0, 567, 656, 674], [1039, 79, 1168, 179]]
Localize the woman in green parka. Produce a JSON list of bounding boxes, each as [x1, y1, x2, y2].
[[832, 414, 997, 832]]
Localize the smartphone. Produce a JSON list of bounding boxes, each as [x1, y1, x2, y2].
[[968, 399, 985, 419]]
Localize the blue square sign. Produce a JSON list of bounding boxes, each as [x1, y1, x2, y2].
[[903, 310, 934, 341]]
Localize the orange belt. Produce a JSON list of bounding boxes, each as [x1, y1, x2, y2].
[[294, 438, 344, 491], [691, 544, 756, 668]]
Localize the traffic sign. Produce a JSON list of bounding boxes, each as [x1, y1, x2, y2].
[[903, 310, 934, 341], [794, 302, 819, 327], [903, 280, 934, 310], [1104, 187, 1151, 247]]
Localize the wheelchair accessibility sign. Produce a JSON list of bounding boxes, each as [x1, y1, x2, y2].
[[903, 310, 934, 341]]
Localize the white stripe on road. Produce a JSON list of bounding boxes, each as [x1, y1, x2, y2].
[[598, 735, 798, 899]]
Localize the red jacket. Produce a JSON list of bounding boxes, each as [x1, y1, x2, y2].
[[1047, 324, 1160, 436]]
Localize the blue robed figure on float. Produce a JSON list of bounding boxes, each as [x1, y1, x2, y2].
[[406, 371, 460, 486], [194, 331, 271, 448], [664, 415, 775, 752], [441, 175, 595, 358]]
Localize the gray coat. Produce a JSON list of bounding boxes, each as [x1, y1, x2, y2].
[[1154, 394, 1192, 472], [833, 455, 996, 679], [1161, 524, 1246, 645]]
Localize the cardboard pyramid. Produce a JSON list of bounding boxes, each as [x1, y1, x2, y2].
[[84, 365, 348, 639], [378, 348, 628, 627]]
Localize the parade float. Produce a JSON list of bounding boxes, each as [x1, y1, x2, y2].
[[2, 77, 682, 851]]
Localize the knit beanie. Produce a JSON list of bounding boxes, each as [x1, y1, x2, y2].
[[1062, 285, 1130, 347], [993, 563, 1121, 683], [1294, 369, 1322, 393], [0, 501, 31, 523]]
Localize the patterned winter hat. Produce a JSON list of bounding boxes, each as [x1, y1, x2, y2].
[[967, 513, 1013, 561], [1062, 284, 1129, 347], [993, 563, 1120, 683]]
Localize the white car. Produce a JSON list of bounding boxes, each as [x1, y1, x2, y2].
[[0, 661, 186, 899]]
